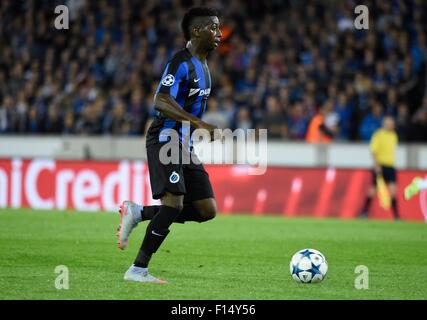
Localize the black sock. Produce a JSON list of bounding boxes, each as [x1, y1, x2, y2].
[[133, 250, 152, 269], [361, 196, 372, 214], [141, 205, 161, 221], [175, 204, 210, 223], [391, 198, 399, 219], [134, 205, 181, 268], [141, 204, 209, 224]]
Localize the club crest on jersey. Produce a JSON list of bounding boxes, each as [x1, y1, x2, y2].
[[161, 74, 175, 86], [169, 171, 180, 184]]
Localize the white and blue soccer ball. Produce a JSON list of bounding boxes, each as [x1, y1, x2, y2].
[[290, 248, 328, 283]]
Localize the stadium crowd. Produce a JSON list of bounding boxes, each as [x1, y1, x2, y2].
[[0, 0, 427, 142]]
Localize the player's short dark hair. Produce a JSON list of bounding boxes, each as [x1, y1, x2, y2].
[[181, 7, 218, 41]]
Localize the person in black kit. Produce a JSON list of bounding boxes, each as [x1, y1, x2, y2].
[[117, 7, 222, 283]]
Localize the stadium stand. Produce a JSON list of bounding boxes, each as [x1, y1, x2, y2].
[[0, 0, 426, 142]]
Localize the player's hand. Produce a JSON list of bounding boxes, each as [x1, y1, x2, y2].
[[195, 120, 219, 141]]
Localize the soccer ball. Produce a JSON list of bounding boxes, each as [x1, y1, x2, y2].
[[290, 248, 328, 283]]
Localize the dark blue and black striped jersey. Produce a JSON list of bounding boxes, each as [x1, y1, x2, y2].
[[146, 48, 212, 147]]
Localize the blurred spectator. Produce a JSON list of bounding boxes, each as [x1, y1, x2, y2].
[[75, 103, 102, 135], [334, 93, 353, 140], [44, 103, 63, 134], [408, 97, 427, 142], [221, 97, 237, 129], [235, 107, 253, 131], [395, 102, 410, 141], [103, 101, 130, 135], [288, 102, 309, 140], [0, 96, 17, 133], [359, 101, 384, 141], [409, 109, 427, 142], [63, 110, 76, 135], [202, 97, 229, 129], [128, 90, 149, 135], [306, 100, 338, 144], [384, 89, 398, 114], [258, 96, 287, 139], [26, 105, 43, 134]]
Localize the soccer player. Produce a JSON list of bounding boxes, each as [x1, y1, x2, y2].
[[359, 116, 399, 220], [116, 7, 222, 284], [404, 177, 427, 200]]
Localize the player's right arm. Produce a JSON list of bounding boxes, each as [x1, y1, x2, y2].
[[154, 58, 217, 136]]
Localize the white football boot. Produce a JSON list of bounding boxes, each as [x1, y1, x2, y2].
[[117, 201, 141, 250], [124, 265, 167, 284]]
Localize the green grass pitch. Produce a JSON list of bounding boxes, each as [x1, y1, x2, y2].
[[0, 209, 426, 300]]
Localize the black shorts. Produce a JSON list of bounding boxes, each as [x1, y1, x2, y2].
[[146, 142, 214, 202], [372, 165, 397, 184]]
